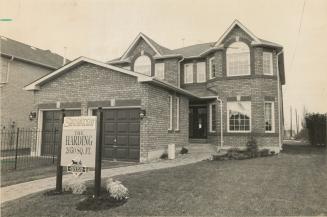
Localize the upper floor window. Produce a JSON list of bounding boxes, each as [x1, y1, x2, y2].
[[226, 42, 250, 76], [263, 52, 273, 75], [134, 55, 151, 76], [168, 95, 173, 130], [155, 63, 165, 80], [209, 57, 216, 79], [196, 62, 206, 83], [227, 101, 251, 132], [184, 63, 193, 84]]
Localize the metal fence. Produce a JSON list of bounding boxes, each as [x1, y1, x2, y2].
[[0, 128, 61, 171]]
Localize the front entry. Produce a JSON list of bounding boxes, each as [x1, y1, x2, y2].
[[94, 108, 140, 161], [189, 106, 207, 139]]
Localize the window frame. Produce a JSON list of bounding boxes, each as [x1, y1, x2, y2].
[[209, 103, 216, 132], [0, 59, 10, 84], [264, 101, 275, 133], [133, 55, 152, 76], [196, 62, 206, 83], [176, 97, 180, 131], [168, 95, 173, 130], [184, 63, 194, 84], [227, 101, 252, 133], [155, 62, 165, 80], [209, 57, 216, 79], [226, 42, 251, 77], [263, 52, 273, 75]]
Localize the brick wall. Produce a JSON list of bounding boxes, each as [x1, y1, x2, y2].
[[0, 56, 53, 129], [33, 62, 189, 162]]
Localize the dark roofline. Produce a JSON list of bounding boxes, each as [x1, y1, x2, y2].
[[1, 53, 58, 70]]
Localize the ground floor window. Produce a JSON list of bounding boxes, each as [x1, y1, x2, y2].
[[264, 101, 274, 132], [209, 103, 216, 132], [227, 101, 251, 132]]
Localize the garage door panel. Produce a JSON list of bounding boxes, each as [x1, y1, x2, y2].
[[103, 110, 115, 121], [129, 149, 140, 160], [129, 136, 140, 146], [103, 147, 114, 159], [117, 123, 128, 133], [104, 135, 115, 146], [129, 110, 139, 120], [129, 123, 140, 133], [117, 136, 128, 146], [104, 123, 115, 133], [116, 148, 129, 159]]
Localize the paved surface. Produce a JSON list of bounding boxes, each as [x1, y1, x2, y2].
[[1, 144, 216, 204]]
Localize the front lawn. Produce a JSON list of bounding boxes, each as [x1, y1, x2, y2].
[[1, 145, 326, 216]]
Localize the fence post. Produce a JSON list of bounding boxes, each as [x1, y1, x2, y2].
[[52, 128, 57, 164], [55, 110, 65, 193], [14, 128, 20, 170]]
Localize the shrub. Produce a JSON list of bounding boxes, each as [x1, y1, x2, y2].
[[305, 113, 326, 146], [160, 152, 168, 159], [259, 149, 270, 157], [180, 147, 188, 154], [246, 136, 258, 157], [63, 180, 86, 195], [106, 178, 129, 201]]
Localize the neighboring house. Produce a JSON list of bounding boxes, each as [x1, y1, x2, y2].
[[24, 20, 285, 162], [0, 35, 65, 130]]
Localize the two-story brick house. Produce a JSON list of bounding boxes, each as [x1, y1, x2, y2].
[[25, 20, 285, 162], [0, 36, 65, 130]]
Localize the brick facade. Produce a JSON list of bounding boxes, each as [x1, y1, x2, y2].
[[32, 63, 188, 162]]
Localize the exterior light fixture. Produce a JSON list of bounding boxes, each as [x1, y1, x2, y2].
[[29, 111, 37, 120], [139, 109, 146, 119]]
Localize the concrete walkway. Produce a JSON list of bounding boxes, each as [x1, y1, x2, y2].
[[1, 144, 215, 204]]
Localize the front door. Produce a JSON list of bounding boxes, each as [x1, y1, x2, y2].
[[189, 106, 207, 139]]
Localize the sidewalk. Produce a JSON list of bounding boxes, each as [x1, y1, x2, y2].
[[1, 144, 215, 204]]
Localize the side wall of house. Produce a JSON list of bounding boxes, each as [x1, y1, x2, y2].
[[0, 56, 52, 129]]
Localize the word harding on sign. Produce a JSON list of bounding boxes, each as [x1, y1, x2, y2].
[[61, 116, 97, 175]]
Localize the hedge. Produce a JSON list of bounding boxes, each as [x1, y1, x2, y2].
[[305, 113, 326, 146]]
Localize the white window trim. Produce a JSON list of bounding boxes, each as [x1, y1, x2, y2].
[[0, 59, 10, 84], [227, 101, 252, 133], [209, 57, 215, 79], [264, 101, 275, 133], [184, 63, 193, 84], [155, 63, 165, 80], [196, 62, 206, 83], [176, 97, 180, 130], [168, 95, 173, 130], [263, 52, 273, 75], [209, 103, 216, 132], [226, 42, 251, 77]]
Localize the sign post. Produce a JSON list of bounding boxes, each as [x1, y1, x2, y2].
[[55, 109, 65, 193], [94, 108, 103, 198]]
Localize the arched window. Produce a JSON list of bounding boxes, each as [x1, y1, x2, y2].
[[226, 42, 250, 76], [134, 55, 151, 76]]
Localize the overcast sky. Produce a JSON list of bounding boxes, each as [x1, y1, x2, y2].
[[1, 0, 327, 130]]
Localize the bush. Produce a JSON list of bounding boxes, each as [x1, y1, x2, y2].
[[305, 113, 326, 146], [246, 136, 258, 157], [106, 178, 129, 201], [160, 152, 168, 159], [180, 147, 188, 154], [258, 149, 270, 157], [63, 180, 87, 195]]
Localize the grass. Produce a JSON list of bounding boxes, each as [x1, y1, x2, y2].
[[1, 144, 326, 216], [1, 160, 137, 187]]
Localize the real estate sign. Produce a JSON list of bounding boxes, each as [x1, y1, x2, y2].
[[61, 116, 97, 168]]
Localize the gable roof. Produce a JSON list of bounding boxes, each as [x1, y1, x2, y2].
[[23, 56, 200, 98], [0, 35, 65, 69], [108, 20, 282, 64], [119, 33, 175, 61]]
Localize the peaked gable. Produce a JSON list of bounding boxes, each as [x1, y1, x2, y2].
[[214, 20, 260, 47]]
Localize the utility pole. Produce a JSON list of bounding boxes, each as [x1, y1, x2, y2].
[[295, 109, 299, 135]]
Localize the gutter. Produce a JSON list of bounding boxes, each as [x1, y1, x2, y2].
[[0, 52, 58, 70]]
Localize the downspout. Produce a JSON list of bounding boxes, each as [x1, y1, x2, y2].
[[276, 50, 283, 151], [177, 57, 184, 88], [216, 97, 224, 152]]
